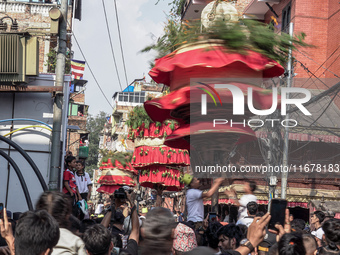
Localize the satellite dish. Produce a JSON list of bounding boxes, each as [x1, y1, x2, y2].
[[116, 141, 125, 152], [201, 0, 239, 29]]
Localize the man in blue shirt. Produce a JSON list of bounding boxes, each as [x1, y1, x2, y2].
[[183, 174, 224, 245]]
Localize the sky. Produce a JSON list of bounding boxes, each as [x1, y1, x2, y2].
[[72, 0, 172, 116]]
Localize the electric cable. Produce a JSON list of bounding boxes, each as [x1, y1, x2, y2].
[[0, 149, 33, 210], [322, 53, 340, 77], [307, 90, 339, 127], [288, 45, 340, 99], [4, 125, 52, 137], [113, 0, 129, 87], [101, 0, 124, 92], [295, 47, 340, 79], [71, 31, 114, 109], [0, 118, 52, 129], [0, 135, 48, 191]]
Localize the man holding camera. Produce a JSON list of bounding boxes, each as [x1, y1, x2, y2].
[[101, 188, 139, 255]]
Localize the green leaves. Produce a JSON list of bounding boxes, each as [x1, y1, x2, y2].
[[141, 17, 312, 65]]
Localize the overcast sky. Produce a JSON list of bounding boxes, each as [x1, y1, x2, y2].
[[72, 0, 171, 116]]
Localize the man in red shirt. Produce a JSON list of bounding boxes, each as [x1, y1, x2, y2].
[[63, 156, 82, 203]]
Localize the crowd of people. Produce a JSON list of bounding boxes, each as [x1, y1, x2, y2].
[[1, 170, 340, 255]]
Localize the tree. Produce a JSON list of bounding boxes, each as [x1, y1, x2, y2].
[[86, 111, 108, 176]]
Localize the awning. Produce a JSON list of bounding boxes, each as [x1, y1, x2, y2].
[[256, 131, 340, 143], [310, 200, 340, 214], [215, 184, 340, 204], [203, 199, 308, 208], [243, 0, 280, 20]]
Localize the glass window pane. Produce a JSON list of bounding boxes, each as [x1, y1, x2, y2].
[[118, 93, 123, 101], [140, 96, 145, 103], [134, 95, 139, 103], [71, 104, 78, 116], [68, 103, 71, 116], [129, 93, 134, 102]]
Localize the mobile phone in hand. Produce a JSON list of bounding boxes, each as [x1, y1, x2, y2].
[[268, 199, 287, 231], [0, 203, 3, 219], [209, 212, 217, 222]]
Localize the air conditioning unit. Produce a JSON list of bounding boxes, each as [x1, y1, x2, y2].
[[0, 33, 39, 83]]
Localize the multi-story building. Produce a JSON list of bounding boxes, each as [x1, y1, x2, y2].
[[99, 80, 163, 155], [67, 80, 89, 158], [0, 0, 86, 212]]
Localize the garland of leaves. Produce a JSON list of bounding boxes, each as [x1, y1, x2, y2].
[[142, 17, 311, 65], [126, 105, 177, 138], [100, 150, 132, 167], [140, 168, 183, 180]]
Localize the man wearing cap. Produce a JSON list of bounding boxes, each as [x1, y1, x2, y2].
[[311, 210, 325, 247], [183, 174, 224, 244]]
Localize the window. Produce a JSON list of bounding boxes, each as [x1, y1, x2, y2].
[[281, 2, 291, 33], [116, 92, 146, 103], [129, 93, 134, 102], [68, 103, 88, 116]]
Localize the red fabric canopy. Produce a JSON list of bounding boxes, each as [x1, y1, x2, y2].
[[96, 185, 121, 194], [132, 145, 190, 168], [164, 122, 256, 150], [149, 46, 284, 87], [97, 174, 136, 186], [144, 83, 278, 124], [139, 165, 184, 191]]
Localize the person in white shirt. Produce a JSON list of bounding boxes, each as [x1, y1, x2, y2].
[[225, 180, 257, 220], [223, 208, 230, 223], [183, 174, 224, 245], [311, 210, 325, 247], [75, 160, 92, 201], [236, 201, 258, 227]]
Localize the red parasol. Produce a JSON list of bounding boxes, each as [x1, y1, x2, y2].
[[164, 122, 256, 150], [144, 83, 279, 124], [97, 169, 136, 186], [139, 165, 184, 191], [149, 43, 284, 90], [132, 145, 190, 168], [96, 185, 121, 195]]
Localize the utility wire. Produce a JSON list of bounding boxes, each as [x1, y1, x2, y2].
[[296, 47, 340, 79], [72, 32, 114, 109], [288, 74, 340, 115], [292, 46, 340, 93], [307, 90, 339, 127], [113, 0, 129, 87], [290, 89, 340, 134], [102, 0, 124, 92]]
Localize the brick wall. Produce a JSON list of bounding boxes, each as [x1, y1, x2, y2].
[[326, 0, 340, 79], [71, 92, 85, 104], [0, 2, 73, 73], [68, 116, 87, 130], [262, 0, 340, 91], [68, 131, 80, 157]]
